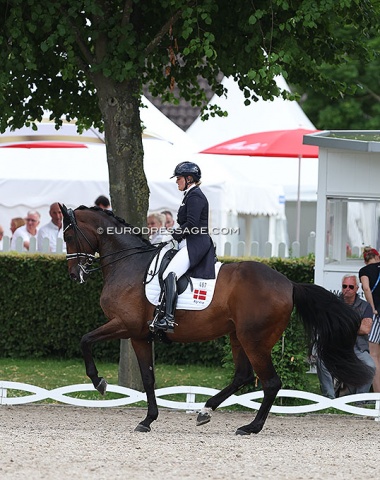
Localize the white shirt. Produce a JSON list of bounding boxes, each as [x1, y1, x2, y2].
[[10, 225, 38, 251], [149, 229, 172, 245], [37, 221, 65, 253]]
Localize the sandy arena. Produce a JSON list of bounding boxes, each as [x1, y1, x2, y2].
[[0, 406, 379, 479]]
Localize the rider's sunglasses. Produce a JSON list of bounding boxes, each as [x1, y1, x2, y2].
[[342, 284, 355, 290]]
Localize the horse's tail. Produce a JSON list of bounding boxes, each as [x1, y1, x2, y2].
[[292, 282, 374, 386]]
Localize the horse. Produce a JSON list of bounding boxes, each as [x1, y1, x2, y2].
[[60, 205, 373, 435]]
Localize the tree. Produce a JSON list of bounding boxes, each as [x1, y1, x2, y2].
[[295, 34, 380, 130], [1, 0, 378, 388]]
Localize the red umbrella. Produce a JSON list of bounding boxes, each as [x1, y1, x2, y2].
[[201, 128, 319, 242], [201, 128, 319, 157], [1, 141, 88, 148]]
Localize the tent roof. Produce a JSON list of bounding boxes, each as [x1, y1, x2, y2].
[[187, 76, 315, 150], [186, 76, 317, 201]]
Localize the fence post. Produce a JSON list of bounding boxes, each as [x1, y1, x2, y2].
[[250, 241, 259, 257], [237, 241, 245, 257], [223, 242, 231, 257], [264, 242, 272, 258], [291, 241, 300, 258], [307, 231, 316, 255], [278, 242, 287, 258]]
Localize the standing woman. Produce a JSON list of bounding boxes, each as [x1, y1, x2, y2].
[[359, 246, 380, 392], [153, 161, 216, 333]]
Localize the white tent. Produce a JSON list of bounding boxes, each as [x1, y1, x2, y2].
[[187, 76, 318, 252], [187, 75, 318, 202], [0, 98, 286, 255], [187, 75, 315, 149]]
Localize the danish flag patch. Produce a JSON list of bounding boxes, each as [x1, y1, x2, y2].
[[193, 289, 207, 301]]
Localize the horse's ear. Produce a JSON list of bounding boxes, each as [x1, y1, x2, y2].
[[59, 203, 67, 215]]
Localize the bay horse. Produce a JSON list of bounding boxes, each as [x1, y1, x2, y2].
[[60, 205, 372, 435]]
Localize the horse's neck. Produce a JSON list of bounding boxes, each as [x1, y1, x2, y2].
[[98, 233, 155, 277]]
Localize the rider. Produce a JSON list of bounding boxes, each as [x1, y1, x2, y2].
[[154, 161, 216, 332]]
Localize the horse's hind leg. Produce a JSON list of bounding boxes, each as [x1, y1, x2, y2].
[[197, 333, 255, 426], [235, 345, 281, 436], [131, 338, 158, 432]]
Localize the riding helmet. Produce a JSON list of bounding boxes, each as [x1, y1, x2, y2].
[[171, 161, 201, 182]]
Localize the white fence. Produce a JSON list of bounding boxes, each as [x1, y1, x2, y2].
[[1, 381, 379, 420], [0, 235, 65, 254], [1, 234, 316, 258]]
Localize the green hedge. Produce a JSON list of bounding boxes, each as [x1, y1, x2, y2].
[[0, 253, 314, 380]]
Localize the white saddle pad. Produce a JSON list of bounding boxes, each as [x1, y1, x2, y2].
[[145, 245, 222, 311]]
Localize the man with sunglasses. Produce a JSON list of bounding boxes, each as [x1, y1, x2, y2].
[[316, 274, 375, 401]]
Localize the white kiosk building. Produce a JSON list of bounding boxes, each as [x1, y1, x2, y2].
[[304, 131, 380, 294]]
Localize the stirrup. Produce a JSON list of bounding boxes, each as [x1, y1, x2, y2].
[[149, 313, 177, 333]]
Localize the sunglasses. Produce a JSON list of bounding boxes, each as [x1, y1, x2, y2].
[[342, 284, 355, 290]]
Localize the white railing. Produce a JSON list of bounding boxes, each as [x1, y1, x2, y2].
[[0, 235, 65, 254], [1, 381, 379, 420], [1, 234, 315, 258]]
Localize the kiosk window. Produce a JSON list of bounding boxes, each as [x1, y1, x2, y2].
[[326, 198, 380, 263]]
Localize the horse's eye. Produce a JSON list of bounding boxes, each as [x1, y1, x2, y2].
[[65, 235, 73, 242]]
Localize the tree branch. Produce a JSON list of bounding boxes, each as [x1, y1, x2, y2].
[[363, 85, 380, 103], [121, 0, 134, 28], [59, 9, 95, 71], [144, 8, 185, 56]]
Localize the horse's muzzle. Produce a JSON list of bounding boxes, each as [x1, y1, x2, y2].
[[69, 265, 88, 284]]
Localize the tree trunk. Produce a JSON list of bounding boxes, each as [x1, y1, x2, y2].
[[95, 78, 150, 391], [118, 339, 144, 390]]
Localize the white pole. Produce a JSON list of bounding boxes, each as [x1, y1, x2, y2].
[[296, 155, 301, 243]]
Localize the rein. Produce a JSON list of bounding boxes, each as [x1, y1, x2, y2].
[[63, 208, 169, 278]]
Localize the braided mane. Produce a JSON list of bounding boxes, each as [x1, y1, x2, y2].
[[75, 205, 151, 246]]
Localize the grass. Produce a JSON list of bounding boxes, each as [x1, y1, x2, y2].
[[0, 358, 231, 405], [0, 357, 228, 390], [1, 359, 372, 414]]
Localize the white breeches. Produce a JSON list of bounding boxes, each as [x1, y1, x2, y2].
[[163, 239, 190, 280]]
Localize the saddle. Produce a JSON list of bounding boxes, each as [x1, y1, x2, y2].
[[145, 245, 222, 311], [155, 248, 192, 295]]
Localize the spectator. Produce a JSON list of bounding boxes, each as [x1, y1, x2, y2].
[[37, 203, 65, 253], [359, 246, 380, 393], [10, 210, 40, 251], [94, 195, 111, 210], [161, 210, 175, 230], [10, 217, 25, 236], [316, 274, 375, 401], [147, 212, 171, 245], [0, 225, 4, 250]]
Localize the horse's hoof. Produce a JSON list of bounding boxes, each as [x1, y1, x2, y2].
[[96, 378, 108, 396], [196, 412, 211, 426], [134, 423, 151, 433], [235, 427, 251, 436]]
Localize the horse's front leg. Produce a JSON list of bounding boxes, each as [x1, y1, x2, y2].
[[131, 338, 158, 432], [81, 318, 124, 395]]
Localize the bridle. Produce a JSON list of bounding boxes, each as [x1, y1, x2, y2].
[[63, 208, 99, 283], [63, 208, 168, 283]]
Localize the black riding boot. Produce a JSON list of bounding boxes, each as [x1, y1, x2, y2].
[[154, 272, 178, 333]]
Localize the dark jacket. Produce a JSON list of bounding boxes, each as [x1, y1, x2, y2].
[[338, 293, 373, 352], [174, 186, 215, 279]]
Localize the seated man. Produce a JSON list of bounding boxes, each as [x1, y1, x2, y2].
[[316, 274, 376, 400]]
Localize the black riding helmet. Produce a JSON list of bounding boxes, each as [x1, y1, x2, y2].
[[170, 161, 202, 182]]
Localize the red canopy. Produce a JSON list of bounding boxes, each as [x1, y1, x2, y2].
[[201, 128, 319, 158], [1, 141, 88, 149]]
